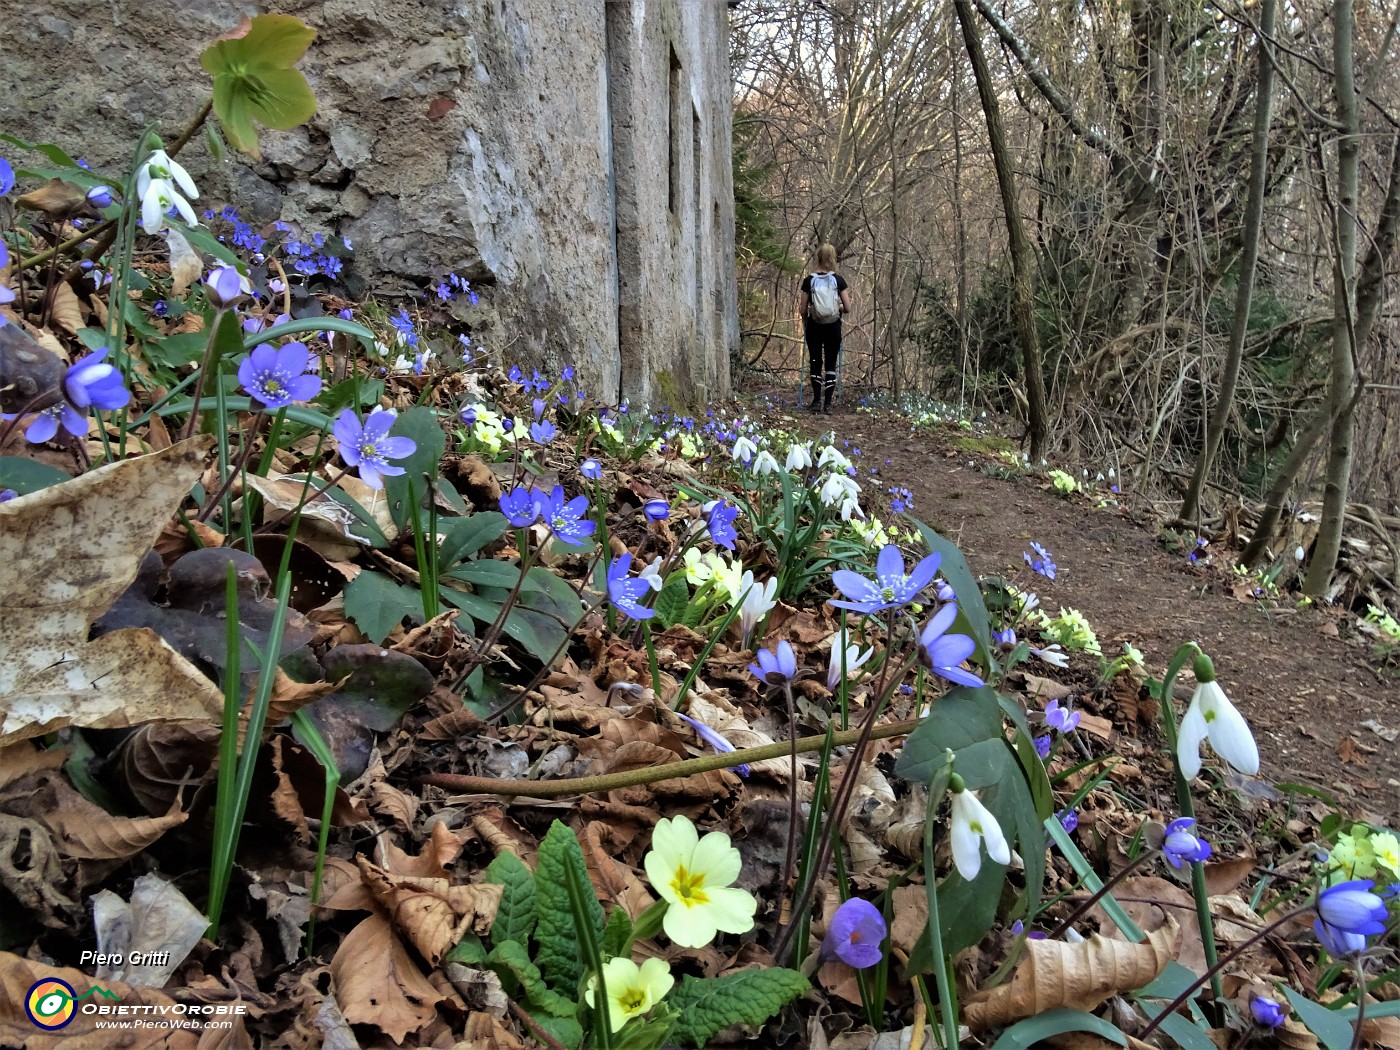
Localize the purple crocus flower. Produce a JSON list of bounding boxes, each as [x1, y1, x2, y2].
[[830, 544, 941, 614], [238, 342, 321, 409], [823, 898, 886, 969], [580, 458, 603, 481], [677, 712, 748, 776], [607, 553, 655, 621], [332, 407, 416, 489], [1250, 996, 1286, 1028], [539, 484, 595, 545], [706, 500, 739, 551], [499, 486, 543, 528], [1058, 808, 1078, 833], [748, 640, 797, 685], [917, 604, 982, 687], [1162, 817, 1212, 869], [643, 499, 670, 521], [1044, 698, 1080, 734]]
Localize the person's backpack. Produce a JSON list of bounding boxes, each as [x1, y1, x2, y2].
[[808, 273, 841, 323]]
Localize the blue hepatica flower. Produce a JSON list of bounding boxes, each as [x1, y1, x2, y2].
[[677, 712, 748, 776], [831, 544, 941, 614], [607, 553, 655, 621], [561, 365, 575, 381], [1024, 541, 1057, 580], [1162, 817, 1212, 869], [499, 486, 543, 528], [1316, 880, 1388, 945], [823, 898, 886, 969], [580, 458, 603, 481], [14, 347, 133, 442], [332, 407, 417, 489], [389, 307, 418, 348], [643, 499, 670, 521], [1057, 808, 1078, 833], [530, 419, 557, 444], [993, 627, 1017, 648], [1044, 698, 1080, 734], [540, 485, 594, 544], [0, 241, 14, 313], [918, 604, 982, 687], [1033, 734, 1052, 759], [0, 157, 14, 196], [748, 639, 796, 685], [1250, 996, 1286, 1028], [238, 342, 322, 410], [0, 488, 17, 502], [706, 500, 739, 551]]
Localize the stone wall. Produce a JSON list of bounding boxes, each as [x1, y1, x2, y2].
[[0, 0, 736, 403]]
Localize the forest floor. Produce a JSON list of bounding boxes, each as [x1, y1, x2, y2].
[[751, 391, 1400, 830]]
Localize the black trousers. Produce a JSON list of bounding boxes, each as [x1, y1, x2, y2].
[[805, 319, 841, 401]]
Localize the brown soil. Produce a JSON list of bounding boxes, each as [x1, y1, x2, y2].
[[764, 400, 1400, 828]]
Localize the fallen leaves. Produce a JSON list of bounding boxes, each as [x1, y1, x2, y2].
[[0, 438, 224, 745], [963, 918, 1182, 1030]]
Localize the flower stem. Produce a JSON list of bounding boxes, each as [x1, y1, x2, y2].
[[1138, 905, 1312, 1039], [420, 717, 924, 798], [1352, 955, 1367, 1050], [1045, 846, 1159, 940], [779, 680, 799, 898]]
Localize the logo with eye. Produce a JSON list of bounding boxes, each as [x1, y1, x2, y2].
[[25, 979, 77, 1030]]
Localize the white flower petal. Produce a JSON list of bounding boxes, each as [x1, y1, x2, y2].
[[1176, 693, 1209, 780], [949, 814, 983, 881], [1202, 684, 1259, 775]]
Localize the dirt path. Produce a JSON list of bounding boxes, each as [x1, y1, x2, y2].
[[765, 402, 1400, 828]]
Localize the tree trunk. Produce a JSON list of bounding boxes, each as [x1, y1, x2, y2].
[[1302, 0, 1360, 598], [1179, 0, 1278, 524], [954, 0, 1050, 458]]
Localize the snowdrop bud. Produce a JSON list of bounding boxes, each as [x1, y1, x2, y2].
[[1295, 546, 1305, 562]]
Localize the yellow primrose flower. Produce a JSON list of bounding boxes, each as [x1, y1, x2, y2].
[[584, 956, 674, 1033], [1370, 832, 1400, 876], [712, 556, 746, 606], [644, 816, 757, 948]]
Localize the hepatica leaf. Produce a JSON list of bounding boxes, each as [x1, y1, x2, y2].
[[200, 15, 318, 159]]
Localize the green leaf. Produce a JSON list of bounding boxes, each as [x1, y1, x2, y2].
[[443, 933, 488, 966], [1153, 1011, 1218, 1050], [438, 512, 509, 569], [612, 1004, 679, 1050], [342, 571, 422, 644], [894, 686, 1002, 784], [654, 572, 690, 628], [439, 588, 568, 663], [1281, 988, 1353, 1050], [445, 560, 522, 589], [485, 852, 536, 947], [487, 940, 578, 1017], [988, 1009, 1126, 1049], [0, 458, 71, 495], [533, 821, 603, 994], [200, 15, 319, 158], [0, 133, 80, 168], [249, 316, 376, 352], [384, 407, 447, 529], [666, 969, 809, 1048], [600, 905, 633, 958], [531, 1013, 583, 1049], [908, 516, 992, 664]]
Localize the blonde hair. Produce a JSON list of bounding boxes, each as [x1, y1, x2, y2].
[[814, 243, 837, 272]]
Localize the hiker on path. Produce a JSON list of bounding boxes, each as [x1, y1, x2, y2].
[[798, 243, 852, 414]]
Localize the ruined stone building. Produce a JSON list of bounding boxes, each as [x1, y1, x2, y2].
[[1, 0, 738, 404]]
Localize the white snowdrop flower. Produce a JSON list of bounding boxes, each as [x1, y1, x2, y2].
[[752, 450, 780, 476], [950, 787, 1010, 881], [1177, 654, 1259, 780], [732, 435, 758, 463], [786, 443, 813, 472], [1295, 546, 1306, 562], [639, 556, 665, 593]]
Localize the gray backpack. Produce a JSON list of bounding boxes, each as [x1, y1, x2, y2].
[[809, 273, 841, 323]]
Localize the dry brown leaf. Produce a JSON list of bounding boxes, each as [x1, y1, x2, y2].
[[1092, 876, 1206, 976], [462, 1011, 530, 1049], [91, 873, 208, 987], [15, 177, 87, 216], [368, 780, 419, 829], [357, 855, 501, 966], [250, 669, 347, 740], [0, 742, 66, 791], [3, 768, 186, 862], [49, 282, 86, 336], [1203, 853, 1257, 896], [329, 912, 445, 1042], [963, 917, 1182, 1030], [0, 438, 223, 745], [112, 722, 220, 816], [165, 227, 202, 299], [0, 951, 202, 1047], [888, 884, 929, 957]]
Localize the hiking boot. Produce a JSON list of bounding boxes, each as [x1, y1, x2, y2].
[[808, 398, 821, 413], [822, 403, 834, 415]]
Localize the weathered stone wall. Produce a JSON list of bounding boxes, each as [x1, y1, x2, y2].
[[0, 0, 735, 403]]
